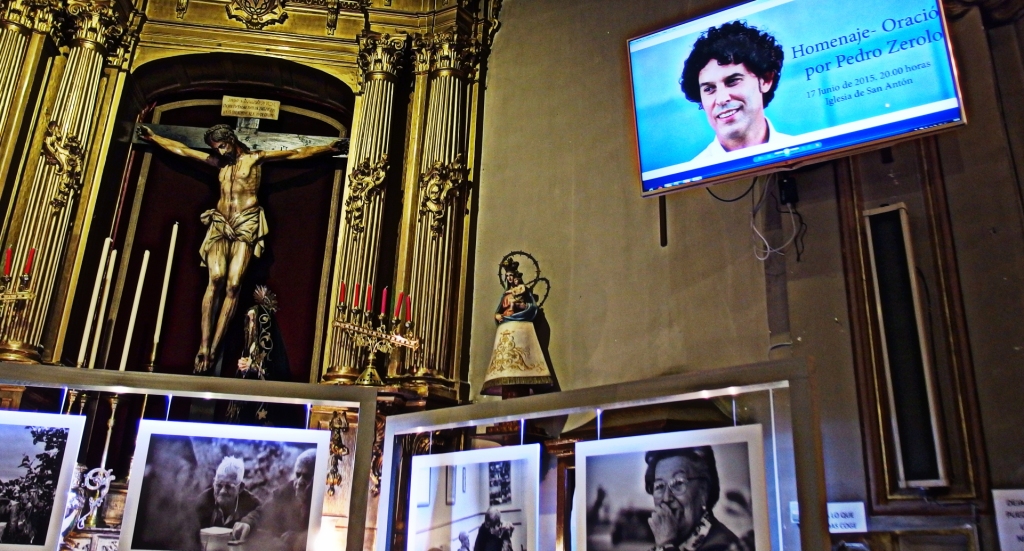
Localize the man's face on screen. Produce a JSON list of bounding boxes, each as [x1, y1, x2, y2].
[[698, 61, 773, 151]]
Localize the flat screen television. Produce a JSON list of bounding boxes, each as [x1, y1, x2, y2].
[[629, 0, 964, 196]]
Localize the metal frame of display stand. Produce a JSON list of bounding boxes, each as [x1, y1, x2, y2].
[[376, 358, 830, 551]]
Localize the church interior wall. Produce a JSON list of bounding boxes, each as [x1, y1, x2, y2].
[[473, 1, 1024, 543], [1, 0, 1024, 547]]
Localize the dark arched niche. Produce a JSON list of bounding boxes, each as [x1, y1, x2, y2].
[[69, 53, 357, 383], [128, 53, 354, 125]]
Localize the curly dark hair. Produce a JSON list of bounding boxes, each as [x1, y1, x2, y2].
[[644, 446, 720, 509], [680, 21, 784, 108], [203, 124, 251, 153]]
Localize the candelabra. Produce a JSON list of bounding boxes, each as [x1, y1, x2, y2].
[[0, 272, 34, 302], [1, 247, 36, 303], [332, 303, 419, 386]]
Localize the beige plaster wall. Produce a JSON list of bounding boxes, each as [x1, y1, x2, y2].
[[470, 0, 769, 394], [469, 0, 863, 501]]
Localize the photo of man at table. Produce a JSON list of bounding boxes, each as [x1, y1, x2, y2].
[[121, 421, 329, 551]]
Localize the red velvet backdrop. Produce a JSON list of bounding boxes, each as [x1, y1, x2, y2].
[[108, 104, 343, 382]]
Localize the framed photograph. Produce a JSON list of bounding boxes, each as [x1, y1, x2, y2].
[[120, 420, 330, 551], [575, 425, 768, 551], [0, 411, 85, 551], [407, 444, 540, 551]]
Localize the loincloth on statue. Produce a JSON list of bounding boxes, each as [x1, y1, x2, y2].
[[199, 205, 269, 267]]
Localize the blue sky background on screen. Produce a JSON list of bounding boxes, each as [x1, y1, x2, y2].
[[630, 0, 958, 173]]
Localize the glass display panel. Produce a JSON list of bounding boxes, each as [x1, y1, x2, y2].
[[378, 381, 806, 551]]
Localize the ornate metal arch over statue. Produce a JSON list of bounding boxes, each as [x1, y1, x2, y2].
[[481, 251, 556, 398]]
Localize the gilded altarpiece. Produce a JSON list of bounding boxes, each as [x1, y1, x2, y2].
[[0, 0, 501, 451]]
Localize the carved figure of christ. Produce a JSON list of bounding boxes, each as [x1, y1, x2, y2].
[[138, 124, 344, 373]]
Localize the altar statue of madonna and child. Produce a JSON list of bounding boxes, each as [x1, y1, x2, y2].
[[481, 253, 555, 397]]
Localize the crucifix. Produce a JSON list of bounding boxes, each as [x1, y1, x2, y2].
[[134, 99, 349, 374]]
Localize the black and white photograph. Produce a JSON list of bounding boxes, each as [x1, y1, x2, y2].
[[0, 410, 85, 551], [120, 420, 330, 551], [407, 444, 540, 551], [488, 461, 511, 506], [575, 425, 768, 551]]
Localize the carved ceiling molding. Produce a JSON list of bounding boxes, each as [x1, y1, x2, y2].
[[944, 0, 1024, 26], [291, 0, 369, 35], [225, 0, 287, 30]]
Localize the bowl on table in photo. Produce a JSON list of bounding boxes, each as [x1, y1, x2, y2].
[[200, 526, 233, 551]]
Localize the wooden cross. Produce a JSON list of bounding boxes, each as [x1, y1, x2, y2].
[[131, 122, 349, 158]]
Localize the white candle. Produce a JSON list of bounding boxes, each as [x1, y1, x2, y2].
[[88, 249, 117, 370], [77, 237, 111, 367], [119, 250, 150, 372], [152, 223, 178, 351]]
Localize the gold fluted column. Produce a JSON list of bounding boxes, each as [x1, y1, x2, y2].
[[0, 0, 126, 362], [0, 0, 58, 204], [322, 31, 407, 383], [398, 30, 477, 389]]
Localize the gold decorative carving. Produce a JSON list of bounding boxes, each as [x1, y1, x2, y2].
[[175, 0, 187, 19], [427, 29, 478, 77], [61, 0, 126, 54], [418, 155, 469, 237], [410, 33, 431, 74], [317, 0, 370, 35], [357, 31, 406, 81], [225, 0, 287, 30], [345, 155, 388, 235], [41, 122, 84, 210], [1, 0, 57, 34], [105, 8, 142, 69], [479, 0, 503, 49]]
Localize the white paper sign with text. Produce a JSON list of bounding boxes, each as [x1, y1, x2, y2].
[[827, 502, 867, 534], [994, 489, 1024, 550]]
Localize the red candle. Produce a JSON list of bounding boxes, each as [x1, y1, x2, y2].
[[23, 248, 35, 275], [365, 284, 373, 313], [380, 287, 388, 316], [353, 283, 360, 308], [405, 294, 412, 322], [3, 246, 10, 276], [394, 291, 404, 319], [339, 282, 346, 304]]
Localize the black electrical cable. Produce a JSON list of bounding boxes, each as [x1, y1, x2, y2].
[[770, 192, 809, 262], [707, 177, 757, 202]]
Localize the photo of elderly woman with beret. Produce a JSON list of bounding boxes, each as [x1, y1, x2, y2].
[[643, 447, 743, 551], [577, 426, 767, 551]]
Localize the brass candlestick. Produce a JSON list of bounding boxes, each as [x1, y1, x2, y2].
[[0, 272, 34, 302], [333, 304, 418, 386]]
